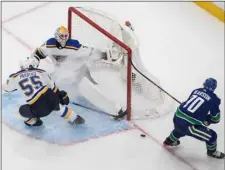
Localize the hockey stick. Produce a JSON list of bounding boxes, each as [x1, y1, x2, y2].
[[124, 21, 181, 104], [130, 59, 181, 104], [70, 101, 126, 119]]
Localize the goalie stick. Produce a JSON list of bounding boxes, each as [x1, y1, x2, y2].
[[70, 101, 127, 119]]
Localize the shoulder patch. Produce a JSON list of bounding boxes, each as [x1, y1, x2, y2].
[[65, 39, 82, 50], [46, 38, 57, 48]]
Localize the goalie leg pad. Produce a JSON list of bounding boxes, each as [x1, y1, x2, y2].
[[78, 77, 121, 116]]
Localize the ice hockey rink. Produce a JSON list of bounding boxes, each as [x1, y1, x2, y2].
[[2, 2, 224, 170]]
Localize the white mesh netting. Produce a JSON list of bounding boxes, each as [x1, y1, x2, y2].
[[69, 6, 176, 120]]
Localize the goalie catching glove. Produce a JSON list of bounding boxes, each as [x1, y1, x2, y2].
[[101, 44, 126, 62]]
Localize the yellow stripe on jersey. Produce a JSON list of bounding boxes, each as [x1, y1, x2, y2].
[[37, 47, 44, 56], [10, 74, 19, 78], [46, 45, 57, 48], [64, 45, 79, 50], [28, 87, 48, 105]]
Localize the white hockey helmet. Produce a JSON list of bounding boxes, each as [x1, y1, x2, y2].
[[54, 26, 69, 47], [20, 57, 39, 70]]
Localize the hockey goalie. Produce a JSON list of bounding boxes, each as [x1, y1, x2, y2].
[[21, 25, 127, 119]]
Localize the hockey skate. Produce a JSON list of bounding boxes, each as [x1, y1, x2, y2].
[[24, 118, 43, 127], [68, 115, 85, 125], [207, 150, 225, 159], [163, 137, 180, 146]]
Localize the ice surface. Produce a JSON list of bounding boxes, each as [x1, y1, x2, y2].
[[2, 2, 224, 170]]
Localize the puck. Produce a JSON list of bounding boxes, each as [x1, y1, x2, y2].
[[140, 134, 146, 137]]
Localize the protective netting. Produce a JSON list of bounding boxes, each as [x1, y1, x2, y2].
[[68, 6, 176, 120]]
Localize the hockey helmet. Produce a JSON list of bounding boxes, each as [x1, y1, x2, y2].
[[203, 78, 217, 92], [20, 57, 39, 70], [55, 26, 69, 47]]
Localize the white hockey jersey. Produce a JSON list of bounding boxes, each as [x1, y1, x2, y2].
[[33, 38, 102, 67], [3, 68, 57, 105], [32, 38, 103, 97]]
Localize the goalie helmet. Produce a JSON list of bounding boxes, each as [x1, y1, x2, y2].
[[54, 26, 69, 47], [203, 78, 217, 92]]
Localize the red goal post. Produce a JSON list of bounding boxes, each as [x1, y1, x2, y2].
[[67, 6, 177, 121], [68, 6, 132, 120]]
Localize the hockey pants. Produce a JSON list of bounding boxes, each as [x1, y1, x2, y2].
[[169, 116, 218, 153]]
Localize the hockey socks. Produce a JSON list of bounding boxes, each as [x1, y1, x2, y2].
[[56, 105, 85, 124]]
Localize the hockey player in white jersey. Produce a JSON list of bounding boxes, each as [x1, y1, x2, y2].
[[21, 26, 127, 119], [2, 63, 85, 127]]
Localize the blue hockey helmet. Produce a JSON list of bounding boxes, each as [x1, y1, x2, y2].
[[203, 78, 217, 92]]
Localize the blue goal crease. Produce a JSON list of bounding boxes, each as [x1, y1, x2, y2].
[[2, 91, 131, 145]]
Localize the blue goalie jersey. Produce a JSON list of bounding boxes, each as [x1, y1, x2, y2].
[[176, 88, 221, 125]]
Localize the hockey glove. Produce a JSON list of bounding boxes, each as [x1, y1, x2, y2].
[[203, 114, 212, 126], [59, 90, 70, 105]]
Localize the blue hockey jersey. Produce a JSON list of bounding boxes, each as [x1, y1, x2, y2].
[[175, 88, 221, 126]]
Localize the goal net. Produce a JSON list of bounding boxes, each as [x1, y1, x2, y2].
[[68, 6, 176, 120]]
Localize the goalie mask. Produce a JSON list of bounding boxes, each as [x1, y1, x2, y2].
[[55, 26, 69, 47]]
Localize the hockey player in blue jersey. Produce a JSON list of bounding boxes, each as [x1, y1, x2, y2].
[[163, 78, 224, 159]]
